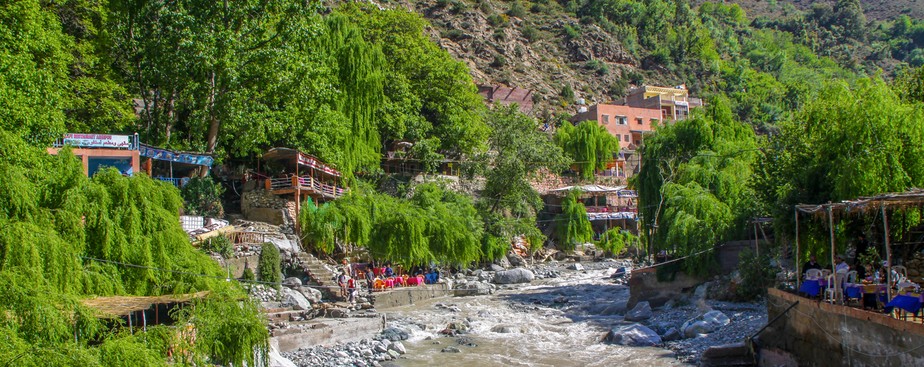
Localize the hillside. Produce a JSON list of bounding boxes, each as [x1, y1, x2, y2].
[[382, 0, 924, 119]]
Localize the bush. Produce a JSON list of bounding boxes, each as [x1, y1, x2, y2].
[[560, 84, 575, 101], [487, 13, 507, 27], [202, 235, 233, 258], [241, 268, 255, 282], [522, 25, 540, 42], [180, 176, 225, 218], [442, 29, 465, 40], [258, 243, 281, 285], [491, 54, 507, 68], [736, 249, 776, 301], [562, 24, 581, 39], [507, 2, 526, 18]]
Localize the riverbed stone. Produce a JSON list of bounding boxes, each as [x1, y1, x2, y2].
[[388, 341, 406, 355], [683, 320, 714, 338], [379, 327, 410, 341], [297, 286, 323, 303], [604, 323, 662, 346], [491, 324, 517, 333], [492, 268, 535, 284], [568, 263, 584, 271], [625, 301, 653, 321], [282, 277, 302, 287], [441, 346, 461, 353], [662, 327, 682, 342], [703, 310, 731, 328], [454, 281, 493, 296], [280, 287, 312, 310], [490, 264, 505, 272]]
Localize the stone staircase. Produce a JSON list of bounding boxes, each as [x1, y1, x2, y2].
[[296, 252, 344, 302]]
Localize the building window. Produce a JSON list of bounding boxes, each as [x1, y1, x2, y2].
[[635, 140, 641, 145], [615, 134, 621, 141], [624, 134, 630, 141], [602, 114, 610, 124], [636, 117, 643, 125], [617, 116, 627, 125]]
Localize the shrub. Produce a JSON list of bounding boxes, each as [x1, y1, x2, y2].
[[258, 243, 281, 285], [241, 268, 255, 282], [487, 13, 507, 27], [443, 29, 465, 40], [181, 176, 225, 218], [522, 25, 540, 42], [507, 2, 526, 18], [491, 54, 507, 68], [563, 24, 581, 39], [736, 249, 777, 301], [202, 235, 233, 258], [560, 84, 575, 101]]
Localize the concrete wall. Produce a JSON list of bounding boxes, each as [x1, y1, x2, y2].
[[763, 288, 924, 367], [717, 240, 771, 274], [628, 267, 702, 309], [373, 284, 451, 309]]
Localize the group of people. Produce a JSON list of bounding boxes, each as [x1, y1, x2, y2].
[[335, 260, 441, 304]]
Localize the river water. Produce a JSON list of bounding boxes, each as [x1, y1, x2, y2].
[[384, 265, 685, 366]]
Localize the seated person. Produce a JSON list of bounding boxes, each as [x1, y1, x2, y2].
[[384, 265, 394, 278], [803, 255, 822, 275], [835, 255, 850, 274]]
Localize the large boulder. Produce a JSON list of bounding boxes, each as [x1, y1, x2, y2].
[[454, 281, 494, 297], [282, 277, 302, 287], [297, 286, 323, 303], [507, 252, 527, 267], [379, 327, 410, 341], [492, 268, 535, 284], [388, 341, 407, 355], [604, 324, 662, 346], [703, 310, 731, 328], [568, 263, 584, 271], [624, 301, 653, 322], [661, 328, 682, 342], [490, 264, 505, 272], [682, 320, 714, 338], [280, 287, 312, 310]]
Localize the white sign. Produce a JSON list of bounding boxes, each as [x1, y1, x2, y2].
[[62, 133, 133, 149]]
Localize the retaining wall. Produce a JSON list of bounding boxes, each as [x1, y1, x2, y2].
[[373, 284, 451, 309], [627, 267, 702, 309], [763, 288, 924, 366]]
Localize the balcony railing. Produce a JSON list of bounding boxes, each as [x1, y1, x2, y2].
[[266, 175, 346, 198], [154, 176, 189, 187]]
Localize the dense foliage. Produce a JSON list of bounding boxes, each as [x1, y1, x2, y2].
[[0, 132, 266, 365], [636, 98, 759, 275], [596, 227, 638, 256], [555, 120, 620, 180], [554, 190, 594, 252], [180, 177, 225, 218], [258, 242, 282, 285]]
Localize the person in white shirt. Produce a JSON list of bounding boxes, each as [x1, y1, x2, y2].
[[835, 255, 850, 273]]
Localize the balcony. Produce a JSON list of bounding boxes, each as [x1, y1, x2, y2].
[[265, 175, 345, 199]]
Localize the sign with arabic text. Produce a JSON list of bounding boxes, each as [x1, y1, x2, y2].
[[63, 134, 133, 149]]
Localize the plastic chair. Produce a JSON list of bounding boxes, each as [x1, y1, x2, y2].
[[824, 274, 843, 304], [821, 269, 833, 278], [846, 270, 858, 284], [806, 269, 823, 280]]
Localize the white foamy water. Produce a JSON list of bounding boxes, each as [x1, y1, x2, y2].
[[384, 267, 686, 367]]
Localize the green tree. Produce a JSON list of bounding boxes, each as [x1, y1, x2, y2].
[[555, 120, 620, 180], [258, 243, 282, 285], [554, 190, 593, 252], [181, 176, 225, 218], [636, 97, 759, 275]]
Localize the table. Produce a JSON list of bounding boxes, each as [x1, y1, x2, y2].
[[885, 294, 923, 314], [384, 278, 395, 288], [405, 276, 421, 286], [394, 277, 405, 287], [800, 280, 823, 297]]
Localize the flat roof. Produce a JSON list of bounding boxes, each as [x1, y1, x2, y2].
[[82, 291, 210, 318]]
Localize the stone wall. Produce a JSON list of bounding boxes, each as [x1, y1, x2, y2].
[[373, 284, 451, 309], [242, 190, 291, 226], [902, 252, 924, 284], [226, 254, 260, 278], [627, 267, 702, 309], [762, 288, 924, 366]]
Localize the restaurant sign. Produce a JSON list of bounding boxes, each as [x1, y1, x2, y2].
[[63, 133, 134, 149]]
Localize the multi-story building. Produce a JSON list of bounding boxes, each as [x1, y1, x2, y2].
[[570, 104, 662, 150], [621, 85, 703, 121]]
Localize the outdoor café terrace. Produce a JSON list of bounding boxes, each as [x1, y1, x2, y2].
[[788, 189, 924, 324]]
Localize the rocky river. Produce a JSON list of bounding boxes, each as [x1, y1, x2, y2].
[[280, 261, 766, 366]]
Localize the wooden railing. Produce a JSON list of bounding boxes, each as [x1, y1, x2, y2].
[[265, 176, 345, 197]]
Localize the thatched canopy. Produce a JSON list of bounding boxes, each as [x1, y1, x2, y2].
[[82, 291, 209, 318], [796, 188, 924, 216]]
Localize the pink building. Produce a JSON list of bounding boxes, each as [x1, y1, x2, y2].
[[570, 104, 662, 150]]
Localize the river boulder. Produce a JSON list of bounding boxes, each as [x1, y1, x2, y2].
[[604, 323, 662, 346], [492, 268, 535, 284], [280, 287, 312, 310], [625, 301, 653, 321], [282, 277, 303, 287], [454, 281, 494, 296], [298, 286, 323, 303], [682, 320, 714, 338]]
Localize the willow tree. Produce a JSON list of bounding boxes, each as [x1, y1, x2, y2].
[[763, 78, 924, 259], [554, 190, 594, 253], [555, 120, 620, 180], [636, 96, 758, 275]]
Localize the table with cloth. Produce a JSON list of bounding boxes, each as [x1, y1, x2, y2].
[[405, 276, 422, 286], [884, 293, 924, 315], [844, 283, 887, 309], [799, 279, 828, 297]]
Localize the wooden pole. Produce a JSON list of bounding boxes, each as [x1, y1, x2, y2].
[[795, 208, 800, 286], [754, 221, 759, 258], [882, 205, 892, 300], [828, 206, 836, 275]]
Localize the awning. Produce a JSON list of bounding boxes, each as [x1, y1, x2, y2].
[[588, 212, 637, 221], [549, 184, 626, 193], [82, 291, 210, 318], [140, 144, 213, 168]]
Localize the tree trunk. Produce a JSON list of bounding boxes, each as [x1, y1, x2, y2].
[[206, 71, 219, 153], [165, 89, 175, 145]]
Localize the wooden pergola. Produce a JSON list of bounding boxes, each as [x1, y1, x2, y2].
[[794, 188, 924, 300]]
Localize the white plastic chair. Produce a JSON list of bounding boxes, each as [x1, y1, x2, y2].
[[806, 269, 823, 280], [846, 270, 858, 285], [824, 274, 844, 304]]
